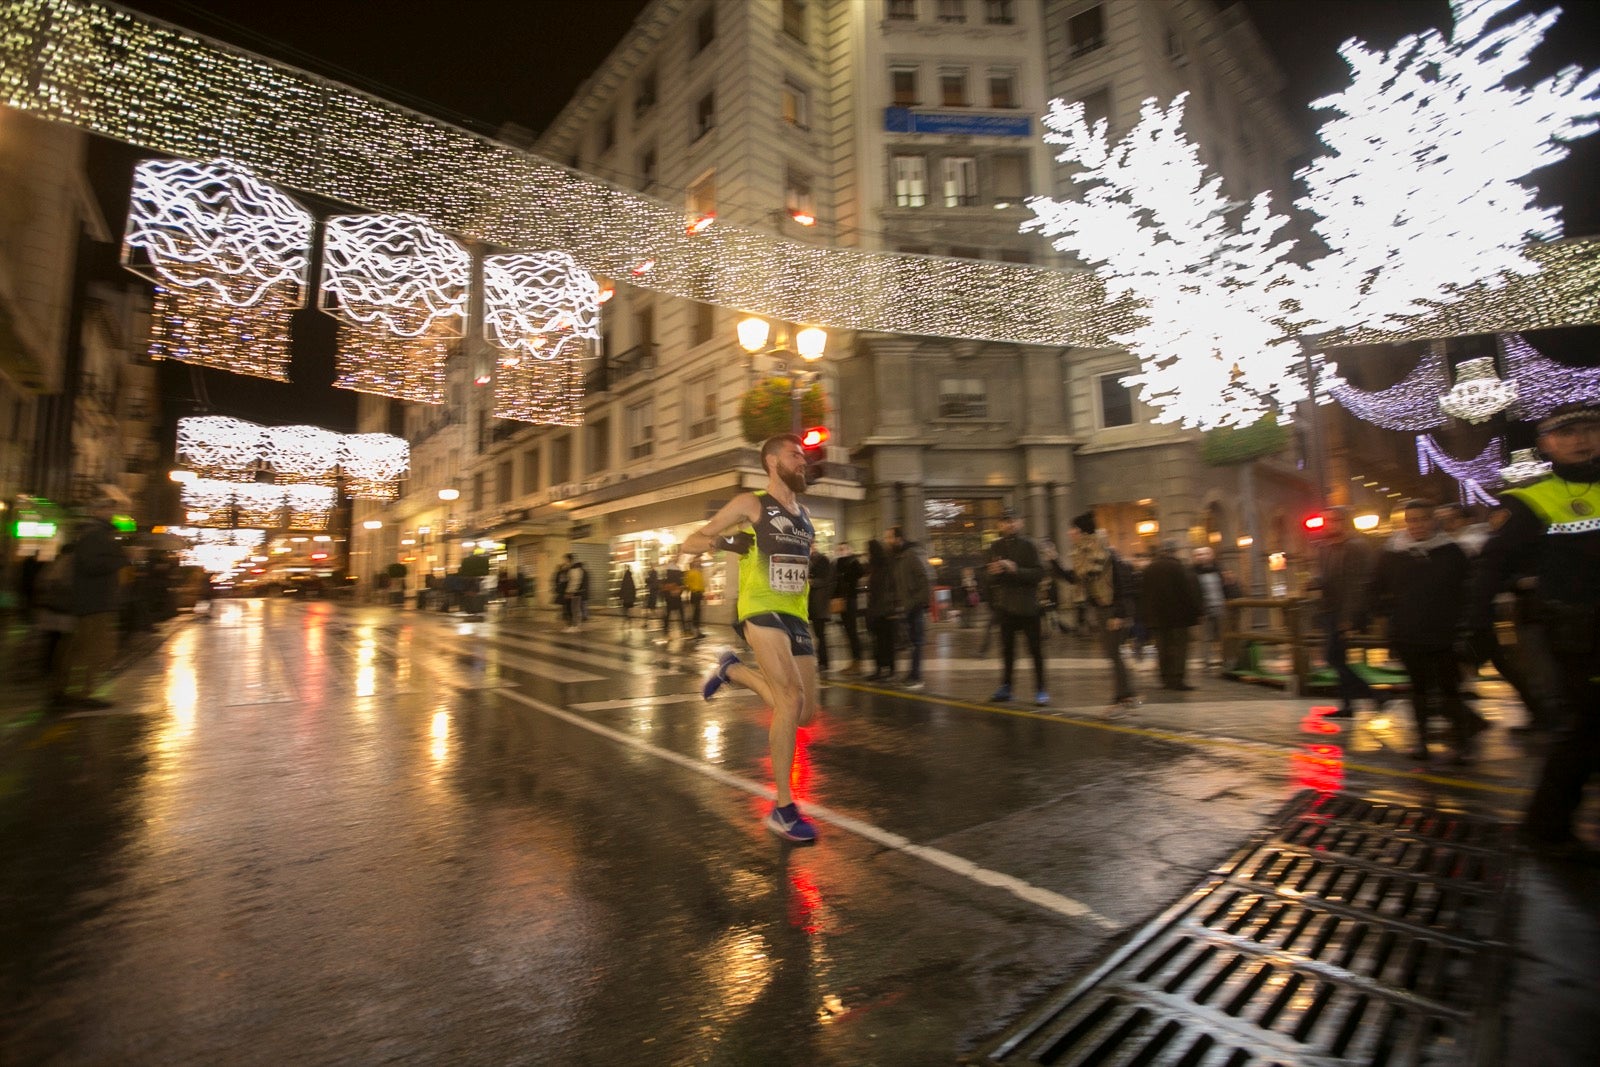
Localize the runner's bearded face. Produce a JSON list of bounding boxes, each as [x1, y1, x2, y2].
[[774, 443, 808, 494]]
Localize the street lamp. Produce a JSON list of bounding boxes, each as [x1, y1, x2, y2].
[[437, 489, 459, 571], [737, 316, 827, 433]]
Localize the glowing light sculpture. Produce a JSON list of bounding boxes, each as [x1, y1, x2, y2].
[[284, 483, 337, 531], [1024, 93, 1306, 428], [482, 252, 600, 425], [262, 424, 343, 485], [233, 482, 287, 529], [1500, 447, 1553, 486], [175, 416, 267, 481], [122, 158, 313, 382], [181, 478, 241, 526], [341, 433, 410, 499], [1296, 0, 1600, 334], [1417, 433, 1504, 506], [1439, 357, 1518, 424], [319, 213, 470, 404], [1502, 333, 1600, 420], [1324, 344, 1450, 431]]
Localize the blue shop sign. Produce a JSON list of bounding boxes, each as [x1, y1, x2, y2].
[[883, 107, 1031, 138]]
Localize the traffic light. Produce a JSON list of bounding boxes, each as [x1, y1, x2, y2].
[[800, 426, 829, 484], [1303, 513, 1327, 534]]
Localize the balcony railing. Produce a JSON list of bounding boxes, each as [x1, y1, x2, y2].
[[584, 343, 657, 395]]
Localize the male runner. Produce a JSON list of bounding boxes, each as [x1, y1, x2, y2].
[[682, 434, 821, 843]]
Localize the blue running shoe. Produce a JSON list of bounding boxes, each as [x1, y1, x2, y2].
[[991, 685, 1012, 702], [702, 648, 740, 700], [766, 803, 818, 843], [1035, 690, 1050, 706]]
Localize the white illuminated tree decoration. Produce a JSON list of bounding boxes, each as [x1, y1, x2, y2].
[[1298, 0, 1600, 333], [341, 433, 410, 499], [1025, 0, 1599, 430], [176, 416, 267, 480], [122, 158, 313, 382], [319, 213, 470, 405], [262, 424, 343, 485], [483, 251, 599, 425], [1024, 93, 1306, 428]]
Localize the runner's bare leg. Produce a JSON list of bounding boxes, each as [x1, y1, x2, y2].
[[732, 624, 807, 808]]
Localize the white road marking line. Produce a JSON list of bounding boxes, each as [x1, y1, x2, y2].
[[569, 692, 732, 711], [497, 687, 1118, 931], [421, 623, 671, 677]]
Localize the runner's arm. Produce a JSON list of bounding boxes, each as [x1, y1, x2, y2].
[[682, 493, 760, 556]]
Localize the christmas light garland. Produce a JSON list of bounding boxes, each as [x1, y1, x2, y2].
[[176, 415, 408, 498], [1502, 332, 1600, 420], [1324, 344, 1450, 431], [482, 251, 598, 425], [1416, 433, 1505, 506]]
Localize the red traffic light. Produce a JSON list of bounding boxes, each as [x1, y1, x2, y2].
[[1303, 514, 1326, 532], [800, 426, 829, 450]]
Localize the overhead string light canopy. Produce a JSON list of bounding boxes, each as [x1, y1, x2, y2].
[[261, 424, 343, 486], [175, 415, 268, 480], [121, 157, 313, 382], [318, 213, 470, 404], [1501, 333, 1600, 420], [340, 434, 411, 500], [175, 416, 409, 500], [5, 0, 1598, 354], [482, 251, 600, 425], [1323, 344, 1450, 431]]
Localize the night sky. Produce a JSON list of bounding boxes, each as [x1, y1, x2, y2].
[[92, 0, 1600, 429]]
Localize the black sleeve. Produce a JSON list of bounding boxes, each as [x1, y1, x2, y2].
[[1468, 498, 1542, 631]]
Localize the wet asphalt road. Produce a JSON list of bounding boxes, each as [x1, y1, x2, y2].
[[0, 600, 1591, 1065]]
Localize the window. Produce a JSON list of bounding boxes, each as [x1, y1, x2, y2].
[[691, 301, 716, 346], [941, 156, 978, 206], [781, 79, 810, 129], [635, 305, 656, 347], [892, 154, 928, 207], [638, 145, 657, 189], [784, 166, 815, 219], [887, 0, 916, 19], [497, 459, 513, 504], [939, 68, 968, 107], [687, 169, 716, 221], [781, 0, 807, 42], [1098, 372, 1137, 428], [890, 66, 919, 107], [1067, 4, 1105, 58], [635, 70, 658, 118], [551, 435, 572, 484], [999, 247, 1034, 264], [988, 70, 1017, 109], [472, 471, 485, 513], [1079, 86, 1111, 130], [695, 5, 716, 53], [686, 374, 719, 439], [694, 90, 717, 140], [521, 447, 541, 495], [990, 153, 1028, 203], [1165, 24, 1185, 63], [984, 0, 1014, 24], [597, 112, 615, 154], [939, 377, 987, 418], [626, 401, 654, 460], [937, 0, 965, 22], [588, 417, 611, 473]]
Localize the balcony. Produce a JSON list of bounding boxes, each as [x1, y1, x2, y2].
[[584, 343, 657, 395]]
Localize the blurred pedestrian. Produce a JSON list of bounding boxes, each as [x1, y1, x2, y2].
[[50, 496, 131, 710], [959, 567, 980, 629], [1139, 540, 1204, 691], [985, 507, 1048, 705], [644, 566, 660, 616], [1061, 513, 1137, 708], [865, 539, 897, 681], [833, 543, 864, 672], [618, 566, 637, 628], [1191, 546, 1231, 670], [1366, 499, 1484, 763], [684, 558, 707, 637], [885, 525, 931, 689], [808, 546, 834, 672], [562, 554, 588, 631], [1310, 508, 1387, 718], [660, 560, 687, 638]]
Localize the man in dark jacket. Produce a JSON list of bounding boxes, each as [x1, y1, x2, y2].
[[1061, 512, 1137, 707], [807, 548, 834, 673], [1367, 499, 1484, 763], [51, 496, 131, 710], [832, 544, 865, 673], [1139, 540, 1204, 691], [985, 507, 1048, 705], [1311, 507, 1386, 717], [886, 526, 931, 689]]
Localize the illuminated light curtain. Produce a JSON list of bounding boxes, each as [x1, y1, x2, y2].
[[122, 158, 313, 382], [262, 425, 343, 486], [319, 213, 470, 404], [340, 433, 409, 499], [1502, 333, 1600, 420], [1417, 433, 1504, 506], [482, 252, 600, 425], [233, 482, 287, 528], [181, 479, 241, 527], [1325, 345, 1450, 430], [284, 483, 337, 531], [175, 415, 268, 480], [183, 529, 265, 572]]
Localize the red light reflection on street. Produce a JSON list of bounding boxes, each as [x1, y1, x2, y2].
[[1292, 741, 1345, 794], [787, 867, 826, 934], [1302, 705, 1345, 735]]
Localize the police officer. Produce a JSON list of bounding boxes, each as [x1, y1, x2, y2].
[[1477, 403, 1600, 853]]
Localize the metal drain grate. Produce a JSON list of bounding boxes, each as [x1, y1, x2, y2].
[[978, 791, 1518, 1066]]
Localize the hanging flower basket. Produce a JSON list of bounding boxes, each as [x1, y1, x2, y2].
[[1201, 414, 1288, 467], [739, 376, 827, 443]]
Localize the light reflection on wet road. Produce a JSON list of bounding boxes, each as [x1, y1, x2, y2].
[[0, 600, 1547, 1064]]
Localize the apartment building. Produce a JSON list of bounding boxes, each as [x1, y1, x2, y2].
[[362, 0, 1317, 607]]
